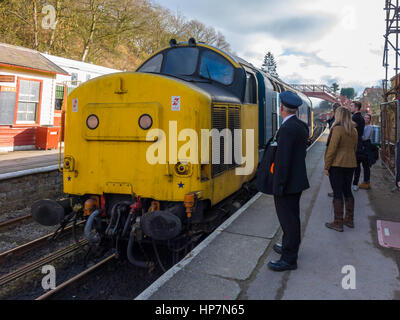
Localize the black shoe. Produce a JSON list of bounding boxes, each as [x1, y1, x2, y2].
[[273, 243, 282, 255], [268, 259, 297, 272]]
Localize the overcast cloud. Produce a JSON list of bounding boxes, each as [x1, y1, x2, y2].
[[159, 0, 387, 95]]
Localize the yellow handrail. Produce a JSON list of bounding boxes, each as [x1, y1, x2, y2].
[[58, 110, 65, 172]]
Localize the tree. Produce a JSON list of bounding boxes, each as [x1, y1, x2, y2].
[[331, 82, 339, 94], [261, 52, 278, 78], [340, 88, 356, 100], [0, 0, 232, 70]]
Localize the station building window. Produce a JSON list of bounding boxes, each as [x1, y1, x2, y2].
[[55, 85, 65, 111], [71, 73, 78, 86], [16, 78, 41, 123]]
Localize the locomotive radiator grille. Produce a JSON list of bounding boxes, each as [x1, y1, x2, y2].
[[211, 106, 241, 177], [211, 107, 226, 177], [228, 107, 241, 170]]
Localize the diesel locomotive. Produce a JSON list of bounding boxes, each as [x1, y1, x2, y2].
[[32, 39, 313, 268]]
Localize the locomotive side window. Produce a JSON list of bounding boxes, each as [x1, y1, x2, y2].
[[164, 47, 199, 75], [244, 72, 257, 104], [138, 54, 163, 73], [199, 50, 234, 85]]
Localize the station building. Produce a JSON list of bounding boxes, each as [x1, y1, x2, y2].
[[0, 43, 120, 152]]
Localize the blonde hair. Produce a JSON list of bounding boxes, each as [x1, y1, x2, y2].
[[333, 107, 356, 135]]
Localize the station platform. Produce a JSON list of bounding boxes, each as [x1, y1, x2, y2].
[[136, 132, 400, 300], [0, 148, 63, 175]]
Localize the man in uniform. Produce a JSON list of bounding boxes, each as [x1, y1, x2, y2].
[[350, 101, 365, 191], [268, 91, 310, 272]]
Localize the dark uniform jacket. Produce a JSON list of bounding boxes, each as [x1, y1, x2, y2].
[[352, 112, 365, 154], [273, 116, 310, 196], [328, 116, 335, 129]]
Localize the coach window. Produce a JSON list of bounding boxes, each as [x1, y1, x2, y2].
[[244, 72, 257, 104], [138, 53, 163, 73], [16, 79, 41, 123], [199, 50, 234, 85], [163, 47, 199, 75]]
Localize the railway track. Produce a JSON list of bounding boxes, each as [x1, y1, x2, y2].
[[35, 253, 116, 300], [0, 221, 84, 265], [0, 214, 32, 232], [0, 239, 88, 287]]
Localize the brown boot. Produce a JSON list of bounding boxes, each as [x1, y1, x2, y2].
[[344, 197, 355, 228], [325, 198, 344, 232]]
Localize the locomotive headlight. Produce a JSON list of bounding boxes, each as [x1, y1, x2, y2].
[[86, 114, 99, 130], [139, 114, 153, 130]]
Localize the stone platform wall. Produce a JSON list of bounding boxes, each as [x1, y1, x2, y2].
[[0, 170, 64, 214]]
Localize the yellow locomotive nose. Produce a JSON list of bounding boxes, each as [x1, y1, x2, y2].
[[63, 72, 211, 201]]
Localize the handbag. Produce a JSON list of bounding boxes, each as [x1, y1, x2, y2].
[[256, 132, 278, 195]]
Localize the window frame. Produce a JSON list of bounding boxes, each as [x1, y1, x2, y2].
[[243, 71, 258, 105], [138, 47, 236, 88], [138, 53, 164, 74], [14, 77, 43, 125], [199, 50, 235, 86], [163, 47, 200, 76]]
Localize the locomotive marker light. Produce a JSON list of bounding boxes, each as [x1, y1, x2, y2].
[[86, 114, 99, 130], [138, 114, 153, 130]]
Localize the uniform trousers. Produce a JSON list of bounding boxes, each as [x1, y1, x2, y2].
[[273, 192, 302, 264]]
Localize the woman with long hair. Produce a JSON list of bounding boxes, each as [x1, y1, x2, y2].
[[324, 107, 358, 232]]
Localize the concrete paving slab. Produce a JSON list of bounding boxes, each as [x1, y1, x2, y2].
[[186, 231, 271, 280], [245, 139, 327, 300], [281, 173, 400, 300], [149, 268, 241, 300], [226, 194, 279, 239]]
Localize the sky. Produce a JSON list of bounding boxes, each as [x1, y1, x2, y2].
[[159, 0, 388, 96]]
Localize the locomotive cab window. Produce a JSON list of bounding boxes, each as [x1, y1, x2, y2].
[[164, 47, 199, 75], [244, 72, 257, 104], [199, 50, 234, 85], [138, 53, 163, 73]]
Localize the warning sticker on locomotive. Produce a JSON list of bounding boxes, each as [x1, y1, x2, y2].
[[171, 96, 181, 111], [72, 99, 78, 112]]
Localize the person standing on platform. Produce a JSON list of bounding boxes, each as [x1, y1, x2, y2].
[[350, 101, 365, 191], [324, 107, 358, 232], [327, 102, 341, 129], [357, 114, 373, 189], [328, 102, 342, 197], [268, 91, 310, 272]]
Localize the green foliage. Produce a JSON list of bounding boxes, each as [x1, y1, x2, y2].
[[340, 87, 356, 100], [261, 52, 278, 78], [0, 0, 231, 70], [331, 82, 339, 93]]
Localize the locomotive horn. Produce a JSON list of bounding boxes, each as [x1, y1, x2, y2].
[[169, 38, 177, 47], [188, 38, 196, 46]]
